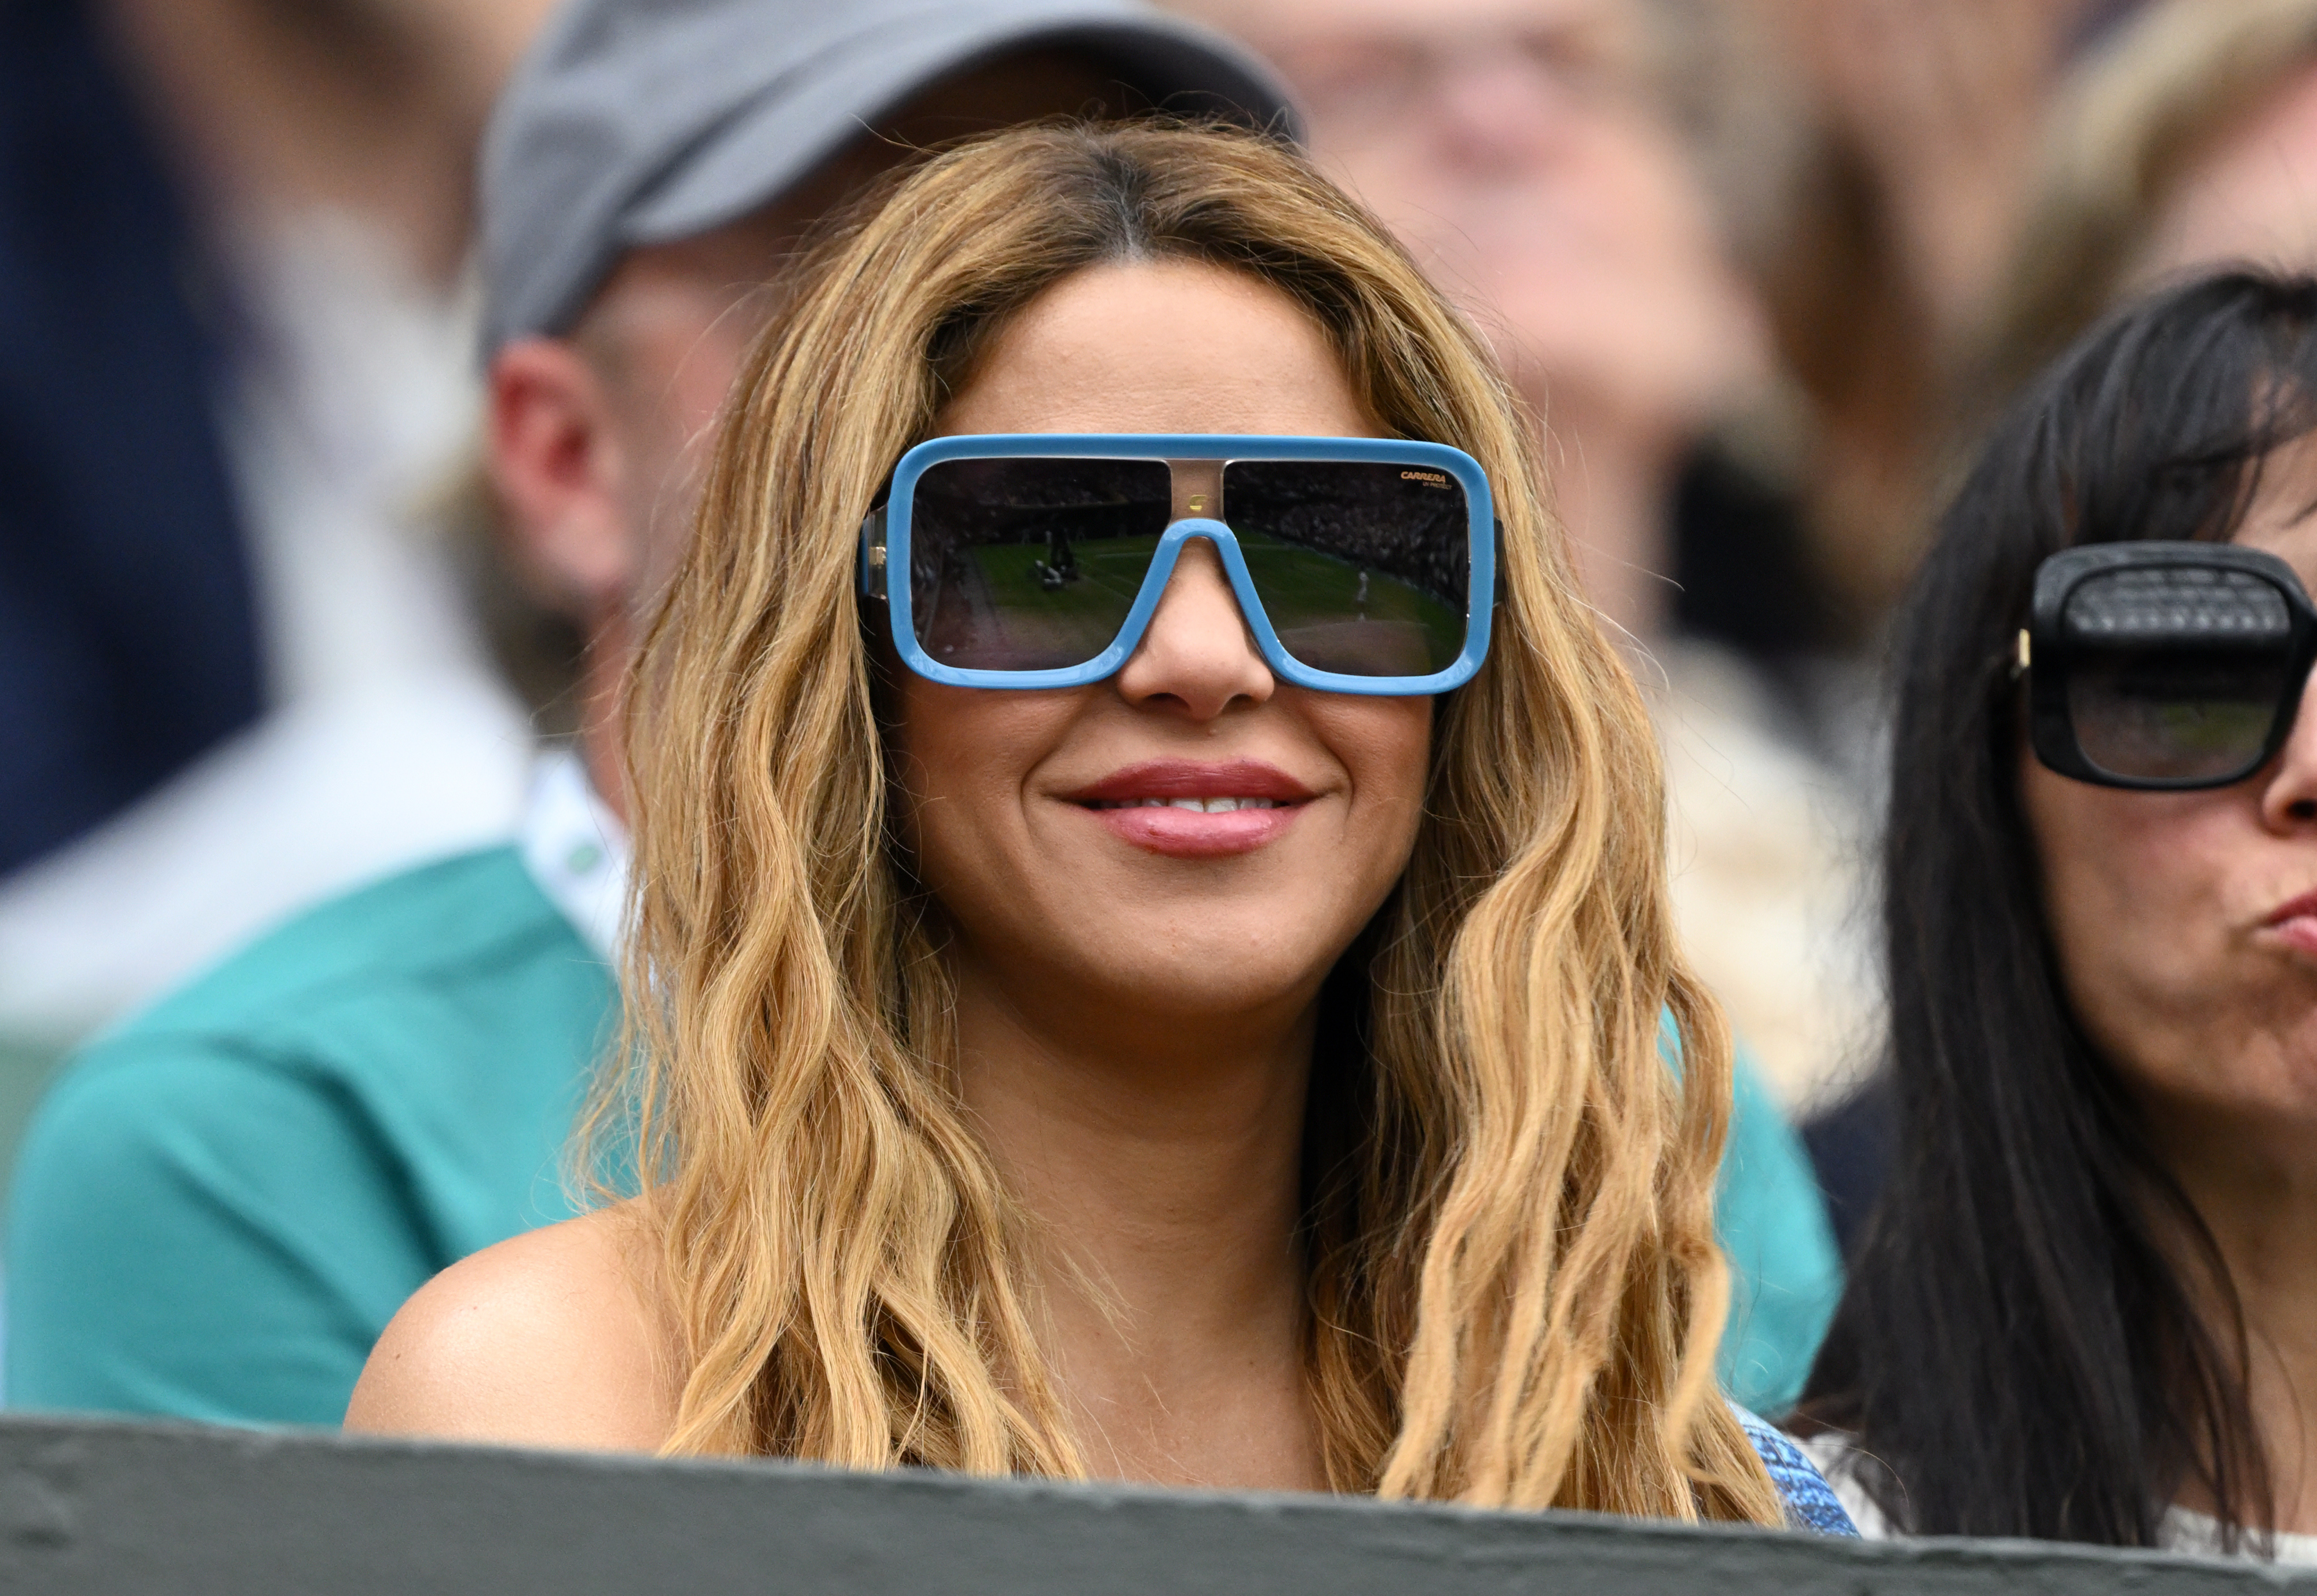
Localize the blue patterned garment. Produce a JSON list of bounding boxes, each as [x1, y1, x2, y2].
[[1734, 1406, 1859, 1536]]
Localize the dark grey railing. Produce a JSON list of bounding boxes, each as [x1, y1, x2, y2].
[[1, 1414, 2308, 1595]]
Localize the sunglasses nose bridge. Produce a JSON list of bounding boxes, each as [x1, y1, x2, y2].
[[1123, 522, 1276, 684], [1153, 514, 1244, 580], [1168, 457, 1225, 523], [1143, 520, 1264, 630]]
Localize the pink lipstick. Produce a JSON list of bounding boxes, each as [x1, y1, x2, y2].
[[1065, 759, 1316, 858], [2264, 889, 2317, 957]]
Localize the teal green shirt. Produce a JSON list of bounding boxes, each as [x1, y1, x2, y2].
[[5, 844, 1837, 1425], [1716, 1055, 1841, 1415], [5, 847, 612, 1425]]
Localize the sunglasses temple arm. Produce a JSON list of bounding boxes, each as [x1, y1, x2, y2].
[[859, 505, 889, 601], [1494, 519, 1507, 608]]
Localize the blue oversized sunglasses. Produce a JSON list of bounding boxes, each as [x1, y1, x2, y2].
[[859, 434, 1499, 695]]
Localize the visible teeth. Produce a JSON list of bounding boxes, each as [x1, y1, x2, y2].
[[1098, 797, 1281, 812]]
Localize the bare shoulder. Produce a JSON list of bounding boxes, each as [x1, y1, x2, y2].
[[345, 1204, 683, 1453]]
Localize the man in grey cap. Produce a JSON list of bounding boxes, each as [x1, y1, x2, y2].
[[4, 0, 1291, 1429]]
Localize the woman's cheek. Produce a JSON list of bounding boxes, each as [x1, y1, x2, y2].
[[1322, 697, 1432, 807], [1325, 695, 1432, 904], [2027, 767, 2257, 1080]]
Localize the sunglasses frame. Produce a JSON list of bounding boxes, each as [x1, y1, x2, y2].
[[2025, 541, 2317, 790], [860, 433, 1498, 695]]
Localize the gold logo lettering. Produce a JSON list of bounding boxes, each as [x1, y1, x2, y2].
[[1401, 470, 1449, 486]]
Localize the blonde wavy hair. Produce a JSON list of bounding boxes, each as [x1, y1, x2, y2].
[[598, 119, 1781, 1525]]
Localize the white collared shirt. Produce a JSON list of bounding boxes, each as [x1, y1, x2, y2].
[[517, 749, 630, 961]]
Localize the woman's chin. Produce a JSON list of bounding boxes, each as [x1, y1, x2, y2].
[[1017, 910, 1344, 1019]]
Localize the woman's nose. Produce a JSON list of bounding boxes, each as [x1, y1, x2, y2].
[[1113, 539, 1274, 720], [2260, 667, 2317, 829]]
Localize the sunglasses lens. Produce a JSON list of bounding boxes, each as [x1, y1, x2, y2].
[[909, 458, 1171, 671], [1221, 460, 1470, 678], [2062, 565, 2297, 783]]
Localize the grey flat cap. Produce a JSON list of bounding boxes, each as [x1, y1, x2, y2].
[[481, 0, 1299, 352]]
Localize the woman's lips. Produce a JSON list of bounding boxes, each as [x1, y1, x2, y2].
[[2263, 890, 2317, 957], [1064, 759, 1315, 858], [1088, 803, 1303, 858]]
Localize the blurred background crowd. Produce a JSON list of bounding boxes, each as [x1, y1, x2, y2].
[[10, 0, 2317, 1483]]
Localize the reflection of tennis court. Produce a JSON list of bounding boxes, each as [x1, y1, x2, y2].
[[918, 536, 1158, 668], [967, 535, 1161, 613], [1236, 532, 1461, 673], [2071, 679, 2275, 770], [920, 531, 1463, 675]]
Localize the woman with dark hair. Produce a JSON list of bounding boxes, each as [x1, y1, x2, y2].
[[1800, 270, 2317, 1559]]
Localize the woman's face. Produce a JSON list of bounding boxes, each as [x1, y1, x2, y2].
[[1201, 0, 1767, 435], [2137, 62, 2317, 288], [2023, 443, 2317, 1159], [888, 260, 1433, 1031]]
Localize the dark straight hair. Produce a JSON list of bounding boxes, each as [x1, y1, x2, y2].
[[1801, 272, 2317, 1547]]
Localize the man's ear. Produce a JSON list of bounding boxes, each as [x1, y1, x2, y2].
[[487, 336, 637, 613]]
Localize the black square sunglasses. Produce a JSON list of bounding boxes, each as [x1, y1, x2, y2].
[[2024, 542, 2317, 790]]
